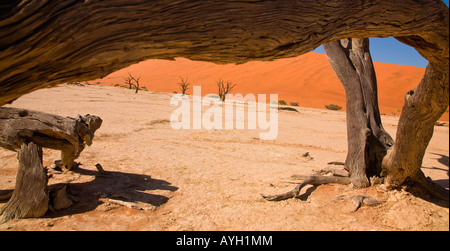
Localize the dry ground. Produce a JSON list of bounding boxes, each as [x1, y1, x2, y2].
[[0, 84, 448, 231]]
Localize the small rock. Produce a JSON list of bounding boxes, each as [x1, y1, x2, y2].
[[302, 152, 314, 161]]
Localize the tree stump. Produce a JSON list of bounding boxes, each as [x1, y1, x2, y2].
[[0, 143, 49, 223]]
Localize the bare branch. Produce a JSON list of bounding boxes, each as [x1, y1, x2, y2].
[[217, 79, 237, 102], [124, 73, 141, 93], [178, 76, 191, 95]]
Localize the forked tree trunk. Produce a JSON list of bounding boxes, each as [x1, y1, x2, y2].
[[323, 38, 394, 188], [381, 64, 449, 199], [264, 37, 448, 201], [324, 38, 449, 199], [0, 143, 49, 223]]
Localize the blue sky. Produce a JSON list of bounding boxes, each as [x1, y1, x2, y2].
[[313, 0, 449, 68]]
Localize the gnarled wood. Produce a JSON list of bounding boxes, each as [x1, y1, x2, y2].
[[0, 0, 448, 106], [0, 1, 448, 198], [0, 143, 48, 223], [0, 108, 102, 222], [262, 175, 351, 201], [323, 38, 393, 188], [381, 64, 449, 199], [0, 107, 102, 169]]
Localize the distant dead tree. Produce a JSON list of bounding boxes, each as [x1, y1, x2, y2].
[[124, 76, 133, 89], [177, 76, 191, 95], [217, 79, 237, 102], [124, 73, 141, 93]]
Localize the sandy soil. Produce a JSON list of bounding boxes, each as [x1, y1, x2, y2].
[[91, 52, 448, 121], [0, 84, 448, 231]]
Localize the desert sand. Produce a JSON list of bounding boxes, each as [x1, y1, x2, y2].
[[92, 52, 448, 121], [0, 83, 448, 231]]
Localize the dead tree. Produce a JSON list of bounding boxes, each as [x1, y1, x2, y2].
[[178, 76, 191, 95], [263, 38, 392, 200], [217, 79, 237, 102], [381, 62, 450, 199], [323, 38, 394, 188], [263, 37, 448, 201], [124, 73, 141, 93]]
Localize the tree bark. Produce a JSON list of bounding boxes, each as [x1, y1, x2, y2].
[[0, 0, 448, 106], [381, 64, 449, 198], [0, 107, 102, 170], [0, 142, 49, 223], [323, 38, 393, 188]]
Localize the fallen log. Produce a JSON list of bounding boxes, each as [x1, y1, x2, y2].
[[0, 107, 102, 170]]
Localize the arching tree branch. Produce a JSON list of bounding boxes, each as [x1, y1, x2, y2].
[[0, 0, 447, 106]]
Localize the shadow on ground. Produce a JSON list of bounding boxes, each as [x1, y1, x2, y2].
[[422, 153, 449, 189], [44, 165, 178, 218]]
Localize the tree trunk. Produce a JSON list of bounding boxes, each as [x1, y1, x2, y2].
[[0, 107, 102, 170], [0, 142, 49, 223], [381, 64, 449, 198], [323, 38, 393, 188]]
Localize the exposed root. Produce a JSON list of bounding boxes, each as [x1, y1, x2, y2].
[[260, 163, 389, 212], [314, 167, 349, 177], [351, 195, 384, 211], [333, 194, 385, 211], [261, 174, 350, 201], [261, 166, 383, 205]]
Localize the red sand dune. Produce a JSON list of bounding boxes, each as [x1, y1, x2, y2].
[[91, 52, 448, 121]]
